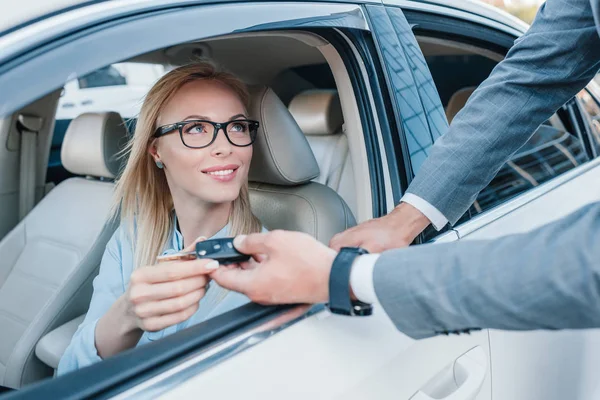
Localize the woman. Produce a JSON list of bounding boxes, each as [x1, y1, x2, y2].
[[58, 62, 264, 374]]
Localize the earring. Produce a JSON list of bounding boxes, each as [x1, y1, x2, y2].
[[155, 160, 164, 169]]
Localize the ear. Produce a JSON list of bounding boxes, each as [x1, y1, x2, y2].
[[148, 138, 161, 163]]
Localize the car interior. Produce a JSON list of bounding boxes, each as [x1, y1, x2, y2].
[[0, 29, 590, 390]]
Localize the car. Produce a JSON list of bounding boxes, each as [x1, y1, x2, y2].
[[0, 0, 600, 399]]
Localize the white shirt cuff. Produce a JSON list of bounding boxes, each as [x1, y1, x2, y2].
[[401, 193, 448, 231], [349, 254, 381, 304]]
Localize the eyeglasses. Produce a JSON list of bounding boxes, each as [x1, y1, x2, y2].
[[153, 119, 259, 149]]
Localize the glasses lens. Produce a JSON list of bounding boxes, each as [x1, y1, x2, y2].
[[226, 120, 257, 146], [181, 121, 214, 148]]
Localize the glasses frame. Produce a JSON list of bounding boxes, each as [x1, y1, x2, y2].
[[153, 119, 259, 149]]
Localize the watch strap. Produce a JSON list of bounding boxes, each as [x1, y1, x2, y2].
[[328, 247, 372, 316]]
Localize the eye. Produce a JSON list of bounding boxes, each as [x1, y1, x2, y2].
[[183, 121, 210, 135], [228, 121, 249, 136]]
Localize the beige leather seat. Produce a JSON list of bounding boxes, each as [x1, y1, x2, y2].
[[288, 89, 357, 216], [248, 86, 356, 243], [445, 86, 476, 124], [0, 112, 126, 388]]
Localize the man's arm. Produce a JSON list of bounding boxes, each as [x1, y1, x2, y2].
[[332, 0, 600, 253], [407, 0, 600, 225], [372, 202, 600, 339]]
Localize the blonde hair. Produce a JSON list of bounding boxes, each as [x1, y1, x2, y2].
[[111, 62, 262, 268]]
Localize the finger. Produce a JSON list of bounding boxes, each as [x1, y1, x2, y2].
[[134, 288, 205, 319], [252, 253, 268, 263], [210, 267, 255, 295], [241, 257, 260, 270], [139, 302, 199, 332], [329, 228, 362, 251], [182, 235, 207, 253], [130, 275, 208, 303], [135, 258, 219, 284], [233, 233, 271, 256]]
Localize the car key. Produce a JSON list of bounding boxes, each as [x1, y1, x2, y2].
[[155, 237, 250, 264], [195, 237, 250, 265]]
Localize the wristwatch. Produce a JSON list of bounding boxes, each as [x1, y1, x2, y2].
[[328, 247, 373, 316]]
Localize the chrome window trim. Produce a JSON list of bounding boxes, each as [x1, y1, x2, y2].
[[454, 156, 600, 238], [383, 0, 525, 38], [430, 229, 459, 242], [110, 305, 320, 399]]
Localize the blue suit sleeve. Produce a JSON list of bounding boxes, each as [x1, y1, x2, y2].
[[373, 202, 600, 339], [407, 0, 600, 225], [57, 228, 126, 375]]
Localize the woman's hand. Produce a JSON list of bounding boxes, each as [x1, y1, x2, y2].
[[123, 236, 218, 332], [123, 256, 218, 332], [96, 238, 219, 359]]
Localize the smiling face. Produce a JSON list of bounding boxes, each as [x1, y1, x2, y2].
[[149, 79, 253, 205]]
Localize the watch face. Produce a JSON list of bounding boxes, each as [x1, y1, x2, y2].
[[352, 301, 373, 316]]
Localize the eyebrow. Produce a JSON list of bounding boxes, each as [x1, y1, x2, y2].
[[181, 114, 249, 121]]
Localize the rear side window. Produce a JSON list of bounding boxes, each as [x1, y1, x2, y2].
[[78, 65, 127, 89], [418, 42, 590, 238], [48, 63, 165, 183], [468, 121, 587, 219]]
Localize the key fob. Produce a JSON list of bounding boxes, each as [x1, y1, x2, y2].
[[195, 237, 250, 265]]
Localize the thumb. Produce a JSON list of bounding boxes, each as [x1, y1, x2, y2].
[[210, 267, 255, 295], [233, 233, 271, 256]]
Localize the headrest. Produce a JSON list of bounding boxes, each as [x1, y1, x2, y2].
[[288, 89, 343, 135], [61, 112, 128, 179], [248, 86, 320, 186], [445, 86, 476, 124]]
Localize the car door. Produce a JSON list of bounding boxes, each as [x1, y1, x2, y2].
[[0, 1, 490, 400], [386, 3, 600, 400]]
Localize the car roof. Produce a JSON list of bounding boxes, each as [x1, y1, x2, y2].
[[1, 0, 97, 35], [2, 0, 528, 39]]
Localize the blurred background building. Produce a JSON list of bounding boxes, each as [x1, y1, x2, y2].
[[478, 0, 545, 24]]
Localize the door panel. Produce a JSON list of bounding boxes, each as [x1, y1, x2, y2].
[[456, 159, 600, 399], [157, 309, 491, 400]]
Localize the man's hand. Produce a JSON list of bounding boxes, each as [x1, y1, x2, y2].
[[329, 202, 431, 252], [210, 230, 337, 305]]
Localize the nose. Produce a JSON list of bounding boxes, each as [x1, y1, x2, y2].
[[210, 127, 233, 157]]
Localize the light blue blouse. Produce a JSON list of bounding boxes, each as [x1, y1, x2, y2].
[[57, 219, 261, 375]]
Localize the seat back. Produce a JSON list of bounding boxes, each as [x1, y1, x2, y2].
[[288, 89, 356, 215], [0, 112, 127, 388], [445, 86, 476, 124], [248, 87, 355, 244]]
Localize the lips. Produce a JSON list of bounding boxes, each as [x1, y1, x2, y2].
[[201, 164, 240, 182], [204, 168, 235, 176]]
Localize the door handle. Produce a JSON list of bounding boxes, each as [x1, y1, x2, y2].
[[410, 350, 486, 400]]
